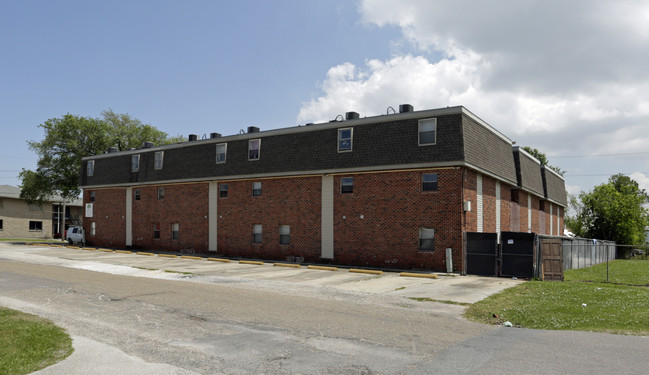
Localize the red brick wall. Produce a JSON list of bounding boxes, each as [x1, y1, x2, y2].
[[463, 169, 477, 232], [217, 176, 322, 262], [83, 188, 126, 248], [131, 184, 209, 251], [500, 185, 512, 232], [333, 168, 463, 271]]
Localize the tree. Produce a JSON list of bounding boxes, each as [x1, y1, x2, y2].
[[568, 174, 649, 250], [521, 146, 565, 176], [20, 111, 182, 202]]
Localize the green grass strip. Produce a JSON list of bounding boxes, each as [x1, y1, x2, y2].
[[0, 307, 73, 374], [465, 280, 649, 335]]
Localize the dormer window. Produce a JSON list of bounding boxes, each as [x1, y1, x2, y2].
[[338, 128, 353, 152], [154, 151, 164, 170], [249, 139, 260, 161], [131, 154, 140, 172], [87, 160, 95, 176], [418, 118, 437, 145]]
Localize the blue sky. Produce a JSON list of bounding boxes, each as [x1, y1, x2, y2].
[[2, 0, 649, 198]]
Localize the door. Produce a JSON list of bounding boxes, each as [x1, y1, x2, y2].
[[541, 238, 563, 281], [500, 232, 535, 278]]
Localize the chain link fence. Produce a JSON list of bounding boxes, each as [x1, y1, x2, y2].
[[562, 240, 649, 286]]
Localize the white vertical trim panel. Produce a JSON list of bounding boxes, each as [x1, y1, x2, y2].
[[321, 175, 334, 259], [209, 182, 218, 251], [125, 187, 132, 247], [550, 203, 553, 236], [527, 194, 532, 233], [495, 181, 501, 236], [477, 173, 483, 233]]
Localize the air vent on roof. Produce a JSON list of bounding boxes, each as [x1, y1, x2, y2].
[[345, 111, 360, 120], [188, 134, 198, 141], [399, 104, 414, 113], [210, 132, 221, 139], [142, 141, 154, 148], [247, 126, 260, 133], [107, 147, 118, 153]]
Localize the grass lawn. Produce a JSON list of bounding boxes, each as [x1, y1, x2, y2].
[[565, 259, 649, 286], [466, 261, 649, 335], [0, 307, 73, 374]]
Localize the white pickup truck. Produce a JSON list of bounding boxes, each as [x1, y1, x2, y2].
[[65, 226, 85, 245]]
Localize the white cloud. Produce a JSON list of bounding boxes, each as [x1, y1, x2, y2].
[[298, 0, 649, 192], [629, 172, 649, 193]]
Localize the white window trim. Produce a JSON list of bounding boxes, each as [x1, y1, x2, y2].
[[248, 139, 261, 161], [279, 225, 290, 245], [154, 151, 164, 170], [418, 118, 437, 146], [87, 160, 95, 176], [252, 224, 262, 243], [419, 227, 435, 251], [131, 154, 140, 172], [216, 143, 227, 164], [252, 181, 262, 196], [341, 177, 354, 194], [337, 127, 353, 153]]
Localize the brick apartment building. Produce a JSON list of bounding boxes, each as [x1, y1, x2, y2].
[[79, 105, 567, 272]]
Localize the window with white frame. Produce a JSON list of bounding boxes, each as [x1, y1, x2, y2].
[[219, 184, 228, 198], [134, 189, 141, 201], [338, 128, 353, 152], [171, 223, 179, 240], [422, 173, 438, 191], [216, 143, 227, 164], [252, 224, 262, 243], [279, 225, 290, 245], [418, 118, 437, 145], [341, 177, 354, 194], [249, 139, 260, 161], [154, 151, 164, 170], [87, 160, 95, 176], [252, 182, 262, 196], [419, 227, 435, 251], [131, 154, 140, 172]]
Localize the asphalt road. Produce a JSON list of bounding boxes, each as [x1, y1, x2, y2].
[[1, 246, 649, 374]]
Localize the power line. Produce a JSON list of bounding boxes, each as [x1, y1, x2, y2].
[[565, 173, 649, 177], [550, 151, 649, 158]]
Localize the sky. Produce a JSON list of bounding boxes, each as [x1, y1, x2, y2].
[[1, 0, 649, 198]]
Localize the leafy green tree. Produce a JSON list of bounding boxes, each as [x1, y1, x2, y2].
[[564, 193, 588, 237], [20, 111, 182, 202], [521, 146, 565, 176], [571, 174, 649, 250]]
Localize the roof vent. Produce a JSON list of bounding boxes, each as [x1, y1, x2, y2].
[[345, 111, 360, 120], [210, 132, 221, 139], [247, 126, 260, 133], [142, 141, 154, 149], [399, 104, 414, 113], [107, 147, 118, 153], [188, 134, 198, 141]]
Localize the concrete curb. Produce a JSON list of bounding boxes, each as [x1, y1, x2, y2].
[[307, 265, 338, 271], [181, 256, 203, 260], [239, 260, 264, 265], [400, 272, 438, 279], [207, 258, 231, 263], [350, 268, 382, 275], [274, 263, 301, 268]]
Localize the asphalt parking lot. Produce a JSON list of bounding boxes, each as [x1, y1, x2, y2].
[[2, 242, 523, 304]]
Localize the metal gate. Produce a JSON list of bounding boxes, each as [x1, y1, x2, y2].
[[500, 232, 535, 278], [540, 238, 563, 281], [464, 232, 498, 276]]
